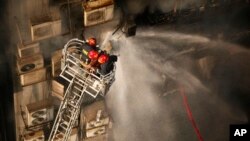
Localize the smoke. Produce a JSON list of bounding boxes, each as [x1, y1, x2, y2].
[[106, 28, 248, 141], [124, 0, 205, 14]]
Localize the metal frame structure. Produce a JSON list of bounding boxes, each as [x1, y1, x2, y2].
[[48, 39, 116, 141]]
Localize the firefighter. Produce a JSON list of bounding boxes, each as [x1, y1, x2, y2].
[[87, 51, 109, 73], [81, 37, 98, 57], [86, 37, 97, 47], [98, 54, 117, 75], [94, 50, 117, 75], [80, 38, 117, 74], [85, 50, 110, 73], [80, 37, 99, 71]]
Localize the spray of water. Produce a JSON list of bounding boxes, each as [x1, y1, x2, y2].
[[106, 36, 166, 140], [100, 31, 113, 49], [106, 28, 248, 141]]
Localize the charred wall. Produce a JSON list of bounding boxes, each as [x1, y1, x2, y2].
[[0, 0, 16, 140]]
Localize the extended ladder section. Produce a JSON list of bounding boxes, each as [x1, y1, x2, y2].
[[48, 75, 99, 141], [48, 39, 116, 141]]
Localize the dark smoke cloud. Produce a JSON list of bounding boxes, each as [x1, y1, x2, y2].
[[124, 0, 204, 14]]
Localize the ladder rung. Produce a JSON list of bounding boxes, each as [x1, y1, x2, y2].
[[61, 120, 70, 126], [75, 76, 85, 81], [65, 106, 75, 113], [84, 90, 97, 97], [69, 98, 80, 104], [65, 70, 75, 77], [67, 65, 78, 74], [68, 94, 78, 99], [55, 132, 65, 139], [73, 86, 82, 92], [74, 81, 84, 88], [66, 107, 76, 114], [61, 119, 70, 124], [62, 110, 73, 118], [86, 78, 95, 83], [61, 116, 71, 123], [85, 80, 95, 86], [68, 102, 78, 109], [56, 129, 65, 134], [88, 86, 99, 92], [76, 78, 88, 85], [60, 74, 72, 82], [72, 92, 81, 97], [59, 124, 68, 131], [67, 58, 78, 66], [72, 91, 81, 97]]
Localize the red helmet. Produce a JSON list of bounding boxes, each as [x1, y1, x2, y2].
[[88, 38, 96, 47], [98, 54, 109, 64], [88, 50, 98, 60]]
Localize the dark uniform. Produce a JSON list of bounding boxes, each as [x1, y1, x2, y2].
[[99, 55, 117, 75], [81, 43, 95, 64]]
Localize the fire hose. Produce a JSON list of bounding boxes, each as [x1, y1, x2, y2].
[[179, 84, 204, 141]]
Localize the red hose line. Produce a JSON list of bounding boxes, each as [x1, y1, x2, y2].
[[179, 85, 204, 141]]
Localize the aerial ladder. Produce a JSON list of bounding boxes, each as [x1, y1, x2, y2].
[[48, 39, 116, 141]]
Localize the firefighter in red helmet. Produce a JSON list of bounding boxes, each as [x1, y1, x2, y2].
[[98, 54, 109, 64], [80, 37, 99, 71], [88, 51, 110, 73], [95, 51, 118, 75], [87, 37, 97, 47], [98, 54, 117, 75], [80, 37, 116, 73]]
